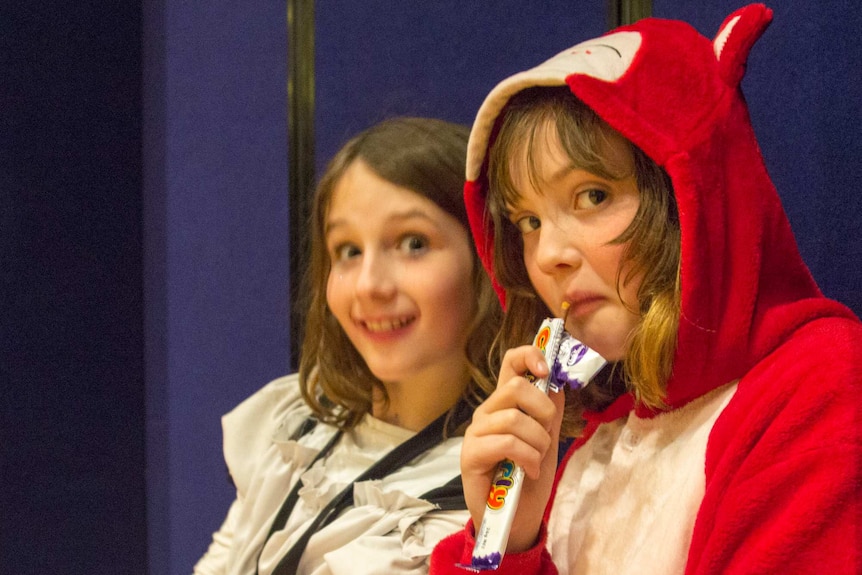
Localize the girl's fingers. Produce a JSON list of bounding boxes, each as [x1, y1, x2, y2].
[[476, 375, 558, 430], [461, 431, 546, 481], [466, 381, 562, 480], [466, 407, 551, 460], [498, 345, 549, 384]]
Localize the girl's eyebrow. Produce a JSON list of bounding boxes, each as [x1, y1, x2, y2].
[[385, 208, 435, 223], [324, 219, 344, 236], [548, 159, 612, 187], [517, 158, 576, 194], [325, 209, 436, 235], [545, 163, 577, 185], [502, 200, 522, 215]]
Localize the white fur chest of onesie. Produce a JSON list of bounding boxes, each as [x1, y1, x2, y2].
[[547, 382, 738, 575]]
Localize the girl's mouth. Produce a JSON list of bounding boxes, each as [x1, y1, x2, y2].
[[362, 316, 416, 333], [563, 294, 604, 319]]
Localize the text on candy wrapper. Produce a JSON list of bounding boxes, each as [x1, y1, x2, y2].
[[486, 460, 516, 510]]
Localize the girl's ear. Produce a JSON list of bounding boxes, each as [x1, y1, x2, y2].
[[713, 3, 773, 88]]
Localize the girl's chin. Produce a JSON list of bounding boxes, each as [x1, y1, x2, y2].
[[566, 316, 637, 361], [570, 332, 627, 362]]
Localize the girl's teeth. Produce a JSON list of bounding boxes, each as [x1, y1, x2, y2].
[[366, 318, 410, 332]]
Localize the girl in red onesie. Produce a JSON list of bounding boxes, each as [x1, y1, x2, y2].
[[431, 4, 860, 574]]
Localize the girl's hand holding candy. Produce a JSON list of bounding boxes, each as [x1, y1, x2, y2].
[[461, 344, 566, 555]]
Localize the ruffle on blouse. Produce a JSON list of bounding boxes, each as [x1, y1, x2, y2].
[[223, 375, 313, 495], [275, 438, 321, 471], [353, 480, 441, 558], [297, 463, 348, 515], [299, 480, 462, 574], [214, 375, 469, 575]]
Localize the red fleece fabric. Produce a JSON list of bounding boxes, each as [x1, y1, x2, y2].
[[433, 4, 861, 574], [431, 520, 555, 575]]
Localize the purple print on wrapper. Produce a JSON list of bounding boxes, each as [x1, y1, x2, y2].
[[550, 337, 596, 390]]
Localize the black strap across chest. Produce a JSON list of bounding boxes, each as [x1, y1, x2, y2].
[[255, 409, 465, 575]]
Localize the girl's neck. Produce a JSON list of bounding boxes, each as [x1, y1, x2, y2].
[[371, 368, 469, 432]]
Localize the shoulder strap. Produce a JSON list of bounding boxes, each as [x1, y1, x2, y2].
[[254, 420, 341, 575], [419, 474, 466, 511]]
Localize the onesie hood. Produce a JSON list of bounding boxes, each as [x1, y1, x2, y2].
[[465, 4, 855, 411]]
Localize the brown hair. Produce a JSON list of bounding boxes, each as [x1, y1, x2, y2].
[[297, 117, 502, 432], [486, 87, 680, 436]]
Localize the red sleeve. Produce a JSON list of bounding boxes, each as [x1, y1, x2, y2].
[[685, 319, 862, 574], [430, 520, 558, 575]]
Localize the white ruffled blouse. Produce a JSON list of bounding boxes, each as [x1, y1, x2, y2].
[[193, 374, 467, 575]]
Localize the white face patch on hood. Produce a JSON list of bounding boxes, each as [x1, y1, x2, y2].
[[546, 31, 642, 81], [466, 32, 641, 182]]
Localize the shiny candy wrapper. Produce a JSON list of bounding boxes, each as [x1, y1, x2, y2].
[[459, 318, 606, 571]]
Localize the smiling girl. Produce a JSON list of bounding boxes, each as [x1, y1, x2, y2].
[[195, 117, 502, 575]]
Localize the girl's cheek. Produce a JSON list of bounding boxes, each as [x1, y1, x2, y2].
[[528, 274, 558, 313], [325, 273, 341, 306]]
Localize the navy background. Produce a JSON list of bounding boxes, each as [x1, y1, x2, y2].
[[1, 1, 858, 573]]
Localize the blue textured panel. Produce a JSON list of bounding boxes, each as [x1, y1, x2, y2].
[[315, 1, 606, 174]]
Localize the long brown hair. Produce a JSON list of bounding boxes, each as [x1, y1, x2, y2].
[[486, 88, 680, 436], [297, 117, 502, 432]]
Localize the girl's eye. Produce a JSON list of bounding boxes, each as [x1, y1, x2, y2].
[[514, 215, 541, 234], [398, 234, 429, 254], [333, 243, 361, 262], [575, 188, 608, 209]]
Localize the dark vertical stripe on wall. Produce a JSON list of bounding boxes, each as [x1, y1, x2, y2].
[[608, 0, 652, 28], [287, 0, 317, 370], [142, 0, 170, 572], [0, 2, 146, 573]]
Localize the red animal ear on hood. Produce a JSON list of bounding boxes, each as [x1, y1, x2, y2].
[[713, 3, 773, 88]]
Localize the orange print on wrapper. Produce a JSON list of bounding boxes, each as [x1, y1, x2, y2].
[[486, 460, 517, 510]]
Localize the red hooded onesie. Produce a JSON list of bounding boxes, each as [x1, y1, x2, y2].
[[431, 4, 861, 574]]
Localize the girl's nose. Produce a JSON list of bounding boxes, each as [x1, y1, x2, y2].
[[355, 253, 397, 300], [533, 220, 582, 275]]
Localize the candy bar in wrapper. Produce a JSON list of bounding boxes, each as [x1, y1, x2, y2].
[[459, 318, 606, 571]]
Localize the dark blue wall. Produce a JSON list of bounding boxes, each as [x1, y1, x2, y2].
[[314, 2, 606, 172], [142, 1, 291, 573], [1, 3, 146, 574]]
